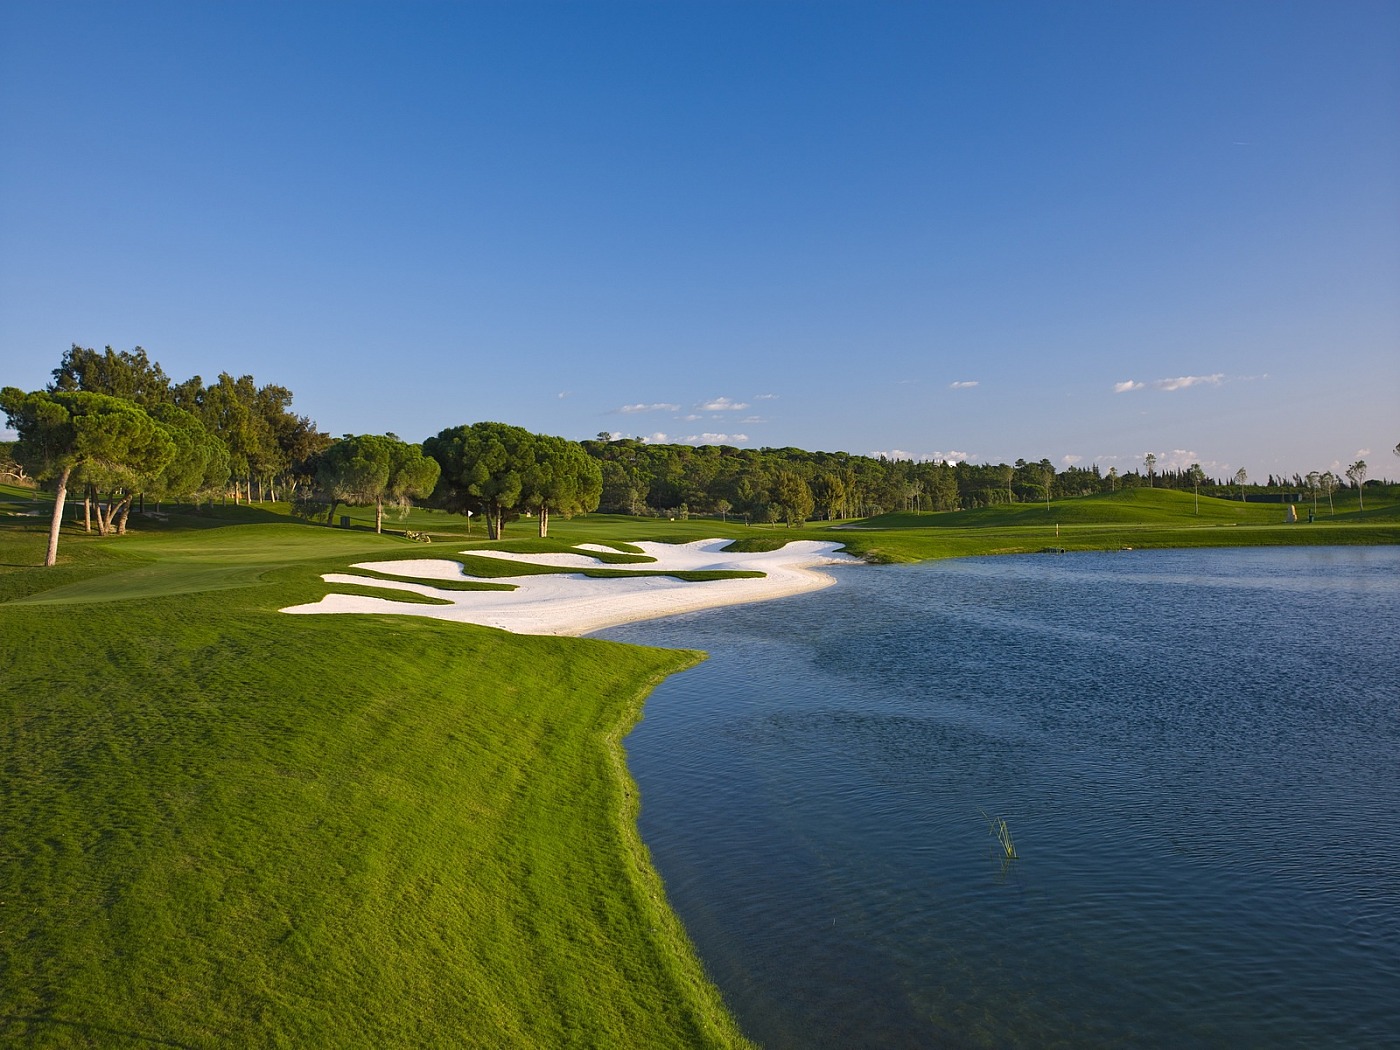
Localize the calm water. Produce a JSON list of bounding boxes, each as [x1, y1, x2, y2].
[[602, 546, 1400, 1049]]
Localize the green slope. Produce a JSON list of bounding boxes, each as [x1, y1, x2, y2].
[[0, 512, 751, 1049], [867, 487, 1285, 527]]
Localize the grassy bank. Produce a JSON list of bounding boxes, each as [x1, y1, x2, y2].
[[0, 497, 752, 1048], [827, 489, 1400, 562], [2, 484, 1396, 1046]]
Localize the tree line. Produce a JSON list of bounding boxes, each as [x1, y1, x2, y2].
[[580, 438, 1389, 522], [2, 346, 336, 564], [5, 345, 1393, 566], [1, 346, 607, 562]]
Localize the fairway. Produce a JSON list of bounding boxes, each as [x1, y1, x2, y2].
[[1, 486, 1396, 1047], [0, 497, 752, 1049]]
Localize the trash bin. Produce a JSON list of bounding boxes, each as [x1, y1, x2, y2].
[[340, 516, 350, 528]]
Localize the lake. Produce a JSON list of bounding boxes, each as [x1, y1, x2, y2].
[[602, 545, 1400, 1048]]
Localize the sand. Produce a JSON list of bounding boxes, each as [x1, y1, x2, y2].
[[280, 538, 861, 636]]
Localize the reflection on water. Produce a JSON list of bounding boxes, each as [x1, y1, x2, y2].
[[604, 546, 1400, 1049]]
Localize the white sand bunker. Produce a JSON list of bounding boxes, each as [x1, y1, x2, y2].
[[281, 538, 860, 636]]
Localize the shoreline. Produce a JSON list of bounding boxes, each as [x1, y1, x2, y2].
[[280, 538, 863, 636], [603, 655, 759, 1048]]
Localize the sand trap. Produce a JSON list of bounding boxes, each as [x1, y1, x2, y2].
[[280, 538, 860, 636]]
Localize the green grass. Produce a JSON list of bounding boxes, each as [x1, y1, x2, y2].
[[325, 580, 457, 604], [0, 511, 753, 1049], [868, 487, 1321, 527], [1, 485, 1396, 1047], [819, 488, 1400, 562], [346, 566, 518, 592], [449, 555, 764, 584]]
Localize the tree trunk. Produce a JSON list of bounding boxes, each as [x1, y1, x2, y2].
[[84, 490, 92, 533], [44, 465, 72, 566], [115, 496, 134, 535], [326, 500, 339, 525], [486, 505, 501, 540], [375, 498, 383, 534], [538, 504, 549, 538]]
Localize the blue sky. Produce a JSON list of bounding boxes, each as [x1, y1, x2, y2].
[[3, 0, 1397, 481]]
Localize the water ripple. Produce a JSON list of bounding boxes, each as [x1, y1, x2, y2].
[[609, 546, 1400, 1049]]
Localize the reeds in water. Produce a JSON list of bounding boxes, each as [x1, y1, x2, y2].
[[979, 808, 1018, 860]]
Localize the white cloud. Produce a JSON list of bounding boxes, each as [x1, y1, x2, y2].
[[740, 415, 766, 424], [642, 432, 669, 444], [686, 433, 748, 444], [949, 380, 979, 390], [1061, 454, 1083, 466], [1113, 373, 1243, 395], [557, 391, 571, 399], [1100, 453, 1223, 472], [1159, 448, 1200, 471], [755, 393, 779, 400], [698, 396, 749, 412], [616, 402, 680, 414], [1357, 448, 1371, 457], [1154, 374, 1224, 392], [872, 449, 969, 464]]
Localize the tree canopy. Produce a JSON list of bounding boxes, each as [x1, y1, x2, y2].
[[1, 388, 177, 564], [316, 434, 440, 533], [49, 344, 171, 408], [424, 422, 600, 539], [1347, 460, 1368, 511], [771, 470, 814, 527], [49, 345, 326, 503], [521, 434, 603, 538], [146, 404, 231, 505], [424, 422, 532, 539]]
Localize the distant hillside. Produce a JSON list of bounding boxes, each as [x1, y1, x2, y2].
[[864, 487, 1300, 529]]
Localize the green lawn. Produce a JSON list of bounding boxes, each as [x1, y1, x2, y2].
[[1, 485, 1396, 1047], [0, 500, 751, 1049], [815, 488, 1400, 562]]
